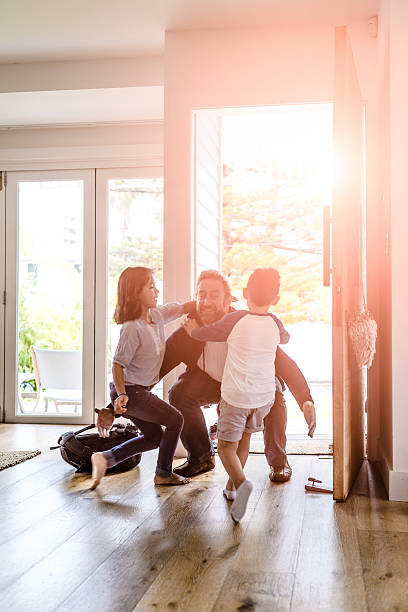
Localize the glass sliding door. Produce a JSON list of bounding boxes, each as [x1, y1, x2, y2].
[[4, 170, 95, 423], [95, 169, 164, 409]]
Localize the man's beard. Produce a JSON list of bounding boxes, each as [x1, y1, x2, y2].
[[198, 305, 226, 325]]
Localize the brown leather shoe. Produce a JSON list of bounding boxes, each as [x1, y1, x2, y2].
[[269, 464, 292, 482], [173, 455, 215, 477]]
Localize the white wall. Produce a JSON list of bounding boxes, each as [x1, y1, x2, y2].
[[164, 25, 334, 306], [389, 0, 408, 501], [0, 56, 164, 168], [374, 0, 393, 495], [164, 23, 377, 291]]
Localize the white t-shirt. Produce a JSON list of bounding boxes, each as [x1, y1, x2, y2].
[[192, 310, 289, 408], [196, 341, 228, 382]]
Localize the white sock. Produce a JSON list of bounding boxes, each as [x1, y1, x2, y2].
[[223, 487, 236, 501], [230, 479, 253, 522]]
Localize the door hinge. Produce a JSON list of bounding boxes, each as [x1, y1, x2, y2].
[[0, 171, 6, 190], [2, 291, 6, 306]]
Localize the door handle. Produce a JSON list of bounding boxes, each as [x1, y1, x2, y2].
[[323, 205, 332, 287]]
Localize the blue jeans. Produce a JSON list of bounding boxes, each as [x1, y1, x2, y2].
[[168, 367, 219, 464], [103, 382, 184, 477], [168, 366, 288, 466]]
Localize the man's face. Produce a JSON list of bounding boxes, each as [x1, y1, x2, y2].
[[196, 278, 229, 325]]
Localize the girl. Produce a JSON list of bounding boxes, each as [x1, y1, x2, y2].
[[91, 266, 195, 489]]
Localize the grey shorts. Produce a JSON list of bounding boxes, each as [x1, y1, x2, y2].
[[217, 397, 273, 442]]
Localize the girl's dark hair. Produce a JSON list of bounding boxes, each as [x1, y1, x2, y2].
[[114, 266, 153, 324]]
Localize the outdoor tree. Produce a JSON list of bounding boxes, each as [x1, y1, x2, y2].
[[222, 165, 331, 323]]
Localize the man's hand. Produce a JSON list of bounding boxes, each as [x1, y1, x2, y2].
[[114, 394, 128, 415], [182, 300, 197, 315], [95, 407, 114, 438], [182, 317, 199, 336], [302, 400, 316, 438]]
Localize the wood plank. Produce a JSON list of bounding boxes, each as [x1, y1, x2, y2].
[[213, 571, 294, 612], [352, 460, 408, 533], [0, 450, 58, 491], [133, 456, 267, 611], [357, 529, 408, 611], [195, 114, 220, 152], [47, 471, 227, 612], [204, 457, 311, 612], [291, 483, 367, 611], [0, 454, 158, 592], [196, 161, 219, 200], [1, 454, 179, 612], [1, 425, 407, 612], [0, 423, 83, 490], [196, 220, 220, 254], [229, 456, 313, 575]]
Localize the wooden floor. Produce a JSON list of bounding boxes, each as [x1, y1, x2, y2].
[[1, 424, 408, 612]]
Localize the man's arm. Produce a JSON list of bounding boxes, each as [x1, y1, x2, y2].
[[159, 326, 204, 380], [275, 346, 316, 437]]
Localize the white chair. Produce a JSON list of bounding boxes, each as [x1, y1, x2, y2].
[[30, 346, 82, 412]]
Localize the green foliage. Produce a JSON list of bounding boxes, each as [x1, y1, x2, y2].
[[108, 235, 163, 281], [18, 288, 82, 372], [222, 174, 331, 324]]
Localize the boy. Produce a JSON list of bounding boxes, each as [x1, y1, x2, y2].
[[184, 268, 288, 522]]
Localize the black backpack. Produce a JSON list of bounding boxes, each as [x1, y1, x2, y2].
[[51, 423, 142, 473]]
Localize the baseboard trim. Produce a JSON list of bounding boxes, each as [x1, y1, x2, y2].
[[388, 469, 408, 502]]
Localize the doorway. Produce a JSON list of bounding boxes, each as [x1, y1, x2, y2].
[[222, 105, 333, 447], [193, 104, 335, 450]]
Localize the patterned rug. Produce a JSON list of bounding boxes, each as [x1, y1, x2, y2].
[[0, 450, 41, 471]]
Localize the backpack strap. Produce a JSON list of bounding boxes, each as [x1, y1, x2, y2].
[[52, 423, 95, 449]]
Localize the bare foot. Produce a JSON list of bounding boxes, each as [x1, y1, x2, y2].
[[154, 472, 190, 486], [91, 452, 107, 489]]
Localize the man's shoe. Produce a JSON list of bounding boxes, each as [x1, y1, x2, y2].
[[173, 456, 215, 477], [269, 464, 292, 483]]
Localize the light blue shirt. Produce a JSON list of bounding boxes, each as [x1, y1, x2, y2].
[[113, 302, 183, 387]]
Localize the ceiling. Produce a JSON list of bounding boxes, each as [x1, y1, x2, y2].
[[1, 0, 379, 129], [1, 0, 379, 63]]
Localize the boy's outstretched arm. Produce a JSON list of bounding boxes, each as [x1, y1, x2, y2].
[[190, 311, 247, 342]]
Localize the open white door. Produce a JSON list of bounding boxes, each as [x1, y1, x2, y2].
[[332, 27, 365, 500]]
